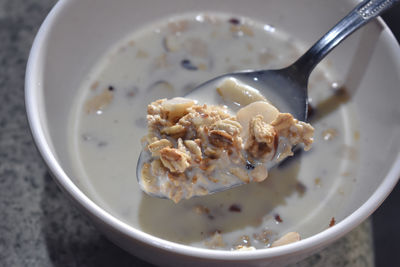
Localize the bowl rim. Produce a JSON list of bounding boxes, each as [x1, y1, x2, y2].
[[25, 0, 400, 261]]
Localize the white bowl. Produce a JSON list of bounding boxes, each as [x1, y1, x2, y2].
[[25, 0, 400, 266]]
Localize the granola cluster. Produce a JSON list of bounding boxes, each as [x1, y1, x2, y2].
[[270, 113, 314, 161], [141, 97, 244, 202], [140, 97, 314, 203]]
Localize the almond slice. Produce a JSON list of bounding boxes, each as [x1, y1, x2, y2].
[[237, 101, 280, 139], [271, 232, 301, 247], [216, 78, 267, 106]]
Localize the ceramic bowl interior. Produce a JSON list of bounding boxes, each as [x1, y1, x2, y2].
[[26, 0, 400, 265]]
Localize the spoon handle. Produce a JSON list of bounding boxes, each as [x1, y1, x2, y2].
[[291, 0, 399, 77]]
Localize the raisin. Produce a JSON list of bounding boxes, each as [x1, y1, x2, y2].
[[329, 217, 336, 227], [181, 59, 198, 71], [274, 214, 283, 223], [229, 204, 242, 212], [245, 161, 255, 170], [229, 18, 240, 25]]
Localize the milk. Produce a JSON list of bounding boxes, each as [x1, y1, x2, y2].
[[68, 13, 359, 249]]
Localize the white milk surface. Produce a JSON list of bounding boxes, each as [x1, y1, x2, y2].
[[68, 13, 360, 249]]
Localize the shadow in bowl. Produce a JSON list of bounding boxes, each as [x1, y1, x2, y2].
[[342, 21, 382, 97], [40, 173, 155, 267], [308, 22, 381, 124]]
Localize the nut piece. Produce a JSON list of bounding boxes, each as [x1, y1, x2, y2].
[[159, 147, 191, 173], [217, 78, 267, 107], [250, 165, 268, 182], [148, 139, 172, 156], [271, 232, 301, 247], [236, 101, 279, 139], [161, 97, 195, 122]]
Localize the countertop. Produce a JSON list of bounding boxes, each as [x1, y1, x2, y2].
[[0, 0, 398, 266]]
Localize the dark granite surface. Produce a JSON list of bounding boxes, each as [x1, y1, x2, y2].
[[369, 5, 400, 267], [0, 0, 398, 266]]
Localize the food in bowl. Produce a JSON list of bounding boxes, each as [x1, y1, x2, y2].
[[140, 78, 314, 203], [69, 12, 359, 250]]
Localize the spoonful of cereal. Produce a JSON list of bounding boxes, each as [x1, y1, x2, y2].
[[137, 0, 398, 202]]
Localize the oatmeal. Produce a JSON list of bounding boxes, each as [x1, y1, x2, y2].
[[140, 79, 314, 202]]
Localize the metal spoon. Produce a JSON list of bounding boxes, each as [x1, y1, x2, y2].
[[138, 0, 398, 199]]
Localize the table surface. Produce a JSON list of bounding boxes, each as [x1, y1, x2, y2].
[[0, 0, 398, 266]]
